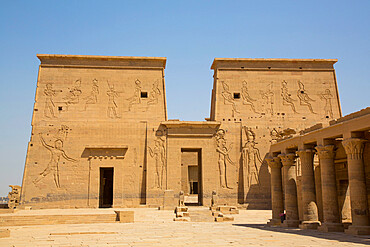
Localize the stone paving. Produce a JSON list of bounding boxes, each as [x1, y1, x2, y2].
[[1, 208, 369, 246]]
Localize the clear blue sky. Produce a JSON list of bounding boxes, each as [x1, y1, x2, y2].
[[0, 1, 369, 196]]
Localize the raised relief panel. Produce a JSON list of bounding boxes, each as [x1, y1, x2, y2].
[[242, 127, 263, 189], [33, 126, 78, 188], [319, 88, 334, 119], [281, 80, 298, 114], [221, 81, 239, 117], [106, 82, 122, 119], [148, 135, 166, 190], [44, 83, 62, 118], [215, 129, 234, 189], [83, 79, 99, 111], [297, 80, 316, 114], [241, 81, 258, 114]]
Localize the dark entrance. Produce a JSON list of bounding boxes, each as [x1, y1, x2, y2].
[[181, 149, 202, 206], [99, 168, 114, 208]]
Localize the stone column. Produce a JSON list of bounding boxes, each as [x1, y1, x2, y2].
[[279, 153, 299, 227], [342, 138, 370, 235], [296, 149, 320, 229], [316, 145, 344, 232], [266, 157, 284, 225]]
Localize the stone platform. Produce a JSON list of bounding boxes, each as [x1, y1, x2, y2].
[[0, 208, 133, 226]]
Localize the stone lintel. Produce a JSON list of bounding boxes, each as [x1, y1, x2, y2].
[[211, 58, 337, 70], [37, 54, 167, 69]]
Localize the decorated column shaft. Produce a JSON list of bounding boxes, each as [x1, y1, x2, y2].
[[266, 157, 284, 224], [279, 153, 299, 227], [316, 145, 343, 232], [296, 149, 320, 229], [342, 138, 370, 235]]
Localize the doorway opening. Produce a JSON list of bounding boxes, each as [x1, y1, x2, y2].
[[99, 167, 114, 208], [181, 149, 202, 206]]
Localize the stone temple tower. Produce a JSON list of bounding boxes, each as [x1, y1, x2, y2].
[[209, 58, 341, 208]]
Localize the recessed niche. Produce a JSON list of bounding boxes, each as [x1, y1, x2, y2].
[[141, 92, 148, 98], [233, 93, 240, 99]]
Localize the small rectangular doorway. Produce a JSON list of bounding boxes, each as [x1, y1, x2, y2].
[[99, 168, 114, 208], [181, 149, 202, 206]]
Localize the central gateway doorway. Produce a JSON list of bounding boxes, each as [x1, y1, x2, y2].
[[99, 168, 114, 208], [181, 149, 202, 205]]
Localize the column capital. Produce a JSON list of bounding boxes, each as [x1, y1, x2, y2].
[[266, 157, 282, 169], [278, 153, 296, 167], [342, 138, 367, 160], [296, 149, 314, 164], [315, 145, 335, 160]]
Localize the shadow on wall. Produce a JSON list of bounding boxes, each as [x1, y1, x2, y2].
[[244, 154, 271, 209], [233, 224, 370, 245]]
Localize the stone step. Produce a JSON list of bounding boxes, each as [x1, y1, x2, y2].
[[187, 207, 214, 222]]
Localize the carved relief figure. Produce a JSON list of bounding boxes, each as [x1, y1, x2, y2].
[[260, 83, 274, 116], [33, 133, 77, 188], [147, 79, 161, 105], [215, 129, 234, 189], [242, 127, 262, 188], [297, 81, 316, 114], [64, 79, 82, 107], [241, 81, 258, 113], [83, 79, 99, 110], [127, 79, 142, 111], [148, 136, 166, 189], [281, 80, 298, 113], [44, 83, 61, 118], [107, 83, 121, 118], [221, 81, 239, 116], [320, 89, 333, 118]]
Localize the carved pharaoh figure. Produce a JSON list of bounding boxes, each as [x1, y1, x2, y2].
[[281, 80, 298, 113], [33, 133, 77, 188], [320, 88, 333, 118], [241, 81, 258, 113], [260, 83, 274, 116], [215, 129, 234, 189], [107, 83, 121, 118], [242, 127, 262, 189], [148, 136, 166, 189], [64, 79, 82, 107], [147, 79, 161, 105], [83, 79, 99, 110], [297, 80, 316, 114], [221, 81, 239, 116], [127, 79, 142, 111], [44, 83, 61, 118]]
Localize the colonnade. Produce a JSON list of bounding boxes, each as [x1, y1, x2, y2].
[[267, 137, 370, 235]]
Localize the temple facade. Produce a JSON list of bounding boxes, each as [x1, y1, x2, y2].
[[20, 55, 342, 209]]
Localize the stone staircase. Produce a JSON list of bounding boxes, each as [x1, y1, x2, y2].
[[188, 207, 214, 222]]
